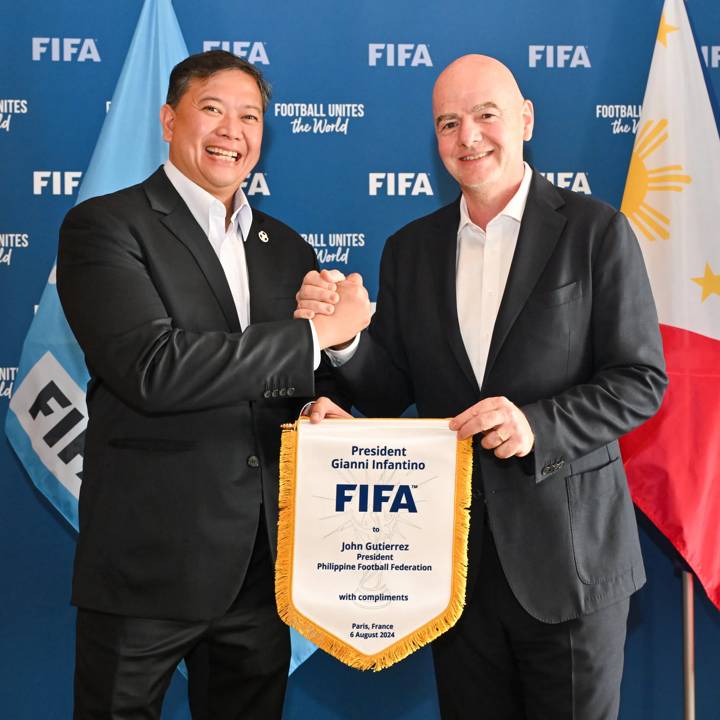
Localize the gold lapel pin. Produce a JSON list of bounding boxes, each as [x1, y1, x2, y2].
[[259, 230, 269, 243]]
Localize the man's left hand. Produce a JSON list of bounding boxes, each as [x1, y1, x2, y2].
[[449, 396, 534, 458], [303, 396, 353, 424]]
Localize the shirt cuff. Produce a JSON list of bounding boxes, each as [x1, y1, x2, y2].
[[309, 319, 321, 370], [325, 333, 360, 367]]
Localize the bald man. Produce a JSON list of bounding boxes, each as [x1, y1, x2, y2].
[[297, 55, 666, 719]]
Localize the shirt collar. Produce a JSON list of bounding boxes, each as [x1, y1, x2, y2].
[[458, 161, 533, 234], [163, 160, 253, 241]]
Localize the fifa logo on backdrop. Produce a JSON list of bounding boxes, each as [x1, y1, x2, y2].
[[202, 41, 269, 64], [242, 173, 270, 196], [701, 46, 720, 68], [538, 172, 591, 195], [0, 233, 30, 267], [369, 173, 433, 196], [368, 44, 432, 67], [33, 171, 83, 196], [528, 45, 591, 68], [32, 37, 100, 62], [0, 99, 28, 132], [9, 352, 87, 494], [0, 368, 18, 400]]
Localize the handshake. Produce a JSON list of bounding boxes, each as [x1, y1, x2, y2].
[[294, 269, 371, 350]]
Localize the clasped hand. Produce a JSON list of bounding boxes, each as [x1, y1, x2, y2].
[[294, 268, 370, 424], [294, 269, 533, 458], [294, 268, 370, 350]]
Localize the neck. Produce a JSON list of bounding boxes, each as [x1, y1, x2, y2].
[[224, 201, 234, 229], [462, 164, 525, 230], [462, 187, 512, 230], [211, 191, 235, 228]]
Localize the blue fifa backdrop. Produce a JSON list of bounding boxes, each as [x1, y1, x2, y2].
[[2, 1, 719, 718]]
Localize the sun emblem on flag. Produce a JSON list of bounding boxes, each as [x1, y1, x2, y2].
[[621, 119, 692, 241]]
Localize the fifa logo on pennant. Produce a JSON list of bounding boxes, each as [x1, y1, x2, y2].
[[335, 484, 418, 513]]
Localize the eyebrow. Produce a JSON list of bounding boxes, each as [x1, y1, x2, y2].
[[195, 95, 262, 113], [435, 102, 501, 127]]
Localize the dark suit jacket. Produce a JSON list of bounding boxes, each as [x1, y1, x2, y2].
[[337, 171, 667, 623], [58, 167, 334, 621]]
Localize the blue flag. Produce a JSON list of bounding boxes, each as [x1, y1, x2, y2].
[[5, 0, 187, 529], [4, 0, 317, 676]]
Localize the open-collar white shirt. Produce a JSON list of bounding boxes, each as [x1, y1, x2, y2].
[[327, 162, 533, 375], [455, 161, 533, 386], [164, 161, 322, 368], [164, 160, 252, 331]]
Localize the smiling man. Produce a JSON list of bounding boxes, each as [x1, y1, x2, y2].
[[296, 54, 667, 719], [57, 51, 368, 719]]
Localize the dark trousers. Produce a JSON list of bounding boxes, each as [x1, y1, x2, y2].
[[74, 516, 289, 720], [432, 521, 629, 720]]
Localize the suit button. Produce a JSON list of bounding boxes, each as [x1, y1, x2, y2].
[[279, 388, 287, 397], [263, 390, 271, 399], [287, 387, 295, 396], [271, 389, 279, 398], [247, 455, 260, 468]]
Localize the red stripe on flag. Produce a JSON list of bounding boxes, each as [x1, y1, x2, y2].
[[621, 324, 720, 609]]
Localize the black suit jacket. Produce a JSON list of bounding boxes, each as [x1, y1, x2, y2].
[[58, 167, 333, 621], [337, 172, 667, 622]]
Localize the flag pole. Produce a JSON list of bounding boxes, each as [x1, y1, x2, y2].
[[682, 570, 695, 720]]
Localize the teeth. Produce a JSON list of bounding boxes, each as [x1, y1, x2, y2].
[[461, 151, 490, 161], [207, 147, 238, 160]]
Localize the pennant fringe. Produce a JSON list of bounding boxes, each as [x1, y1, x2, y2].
[[275, 418, 473, 671]]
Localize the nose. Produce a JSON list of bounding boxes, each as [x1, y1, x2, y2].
[[458, 118, 480, 148], [218, 114, 242, 142]]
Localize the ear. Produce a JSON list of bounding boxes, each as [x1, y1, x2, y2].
[[521, 99, 534, 141], [160, 104, 175, 143]]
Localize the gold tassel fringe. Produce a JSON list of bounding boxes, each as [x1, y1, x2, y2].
[[275, 421, 474, 671]]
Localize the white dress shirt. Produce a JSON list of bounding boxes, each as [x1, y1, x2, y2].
[[327, 162, 533, 381], [164, 161, 321, 368], [164, 161, 252, 330], [456, 162, 532, 386]]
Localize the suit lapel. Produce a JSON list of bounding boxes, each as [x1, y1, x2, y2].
[[243, 212, 274, 324], [483, 173, 567, 381], [143, 168, 241, 333], [428, 199, 482, 396]]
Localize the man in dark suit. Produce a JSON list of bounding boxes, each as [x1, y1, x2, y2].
[[296, 55, 667, 719], [57, 51, 369, 719]]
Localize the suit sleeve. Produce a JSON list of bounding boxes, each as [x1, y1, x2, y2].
[[521, 211, 667, 481], [335, 233, 415, 416], [57, 201, 315, 414]]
